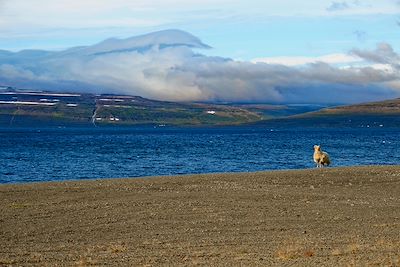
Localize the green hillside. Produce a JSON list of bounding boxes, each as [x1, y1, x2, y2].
[[0, 89, 265, 126], [298, 98, 400, 117]]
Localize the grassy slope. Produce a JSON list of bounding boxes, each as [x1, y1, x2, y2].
[[0, 92, 264, 126], [3, 89, 400, 127], [247, 98, 400, 128], [298, 98, 400, 117]]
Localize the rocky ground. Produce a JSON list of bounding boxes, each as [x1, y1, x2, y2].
[[1, 166, 399, 266]]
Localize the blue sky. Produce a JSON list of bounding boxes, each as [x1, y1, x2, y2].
[[1, 0, 399, 59], [1, 0, 400, 104]]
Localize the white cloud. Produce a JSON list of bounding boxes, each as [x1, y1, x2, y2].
[[324, 0, 399, 15], [326, 1, 350, 12], [0, 0, 398, 54], [351, 42, 400, 67], [1, 0, 398, 34], [252, 53, 363, 66], [1, 30, 399, 104]]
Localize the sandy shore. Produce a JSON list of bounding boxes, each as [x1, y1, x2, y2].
[[1, 166, 400, 266]]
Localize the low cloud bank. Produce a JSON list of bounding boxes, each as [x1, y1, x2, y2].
[[0, 29, 399, 104]]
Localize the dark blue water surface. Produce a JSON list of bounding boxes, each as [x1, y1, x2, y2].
[[1, 124, 399, 183]]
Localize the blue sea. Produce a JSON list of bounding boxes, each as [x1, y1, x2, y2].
[[1, 123, 399, 184]]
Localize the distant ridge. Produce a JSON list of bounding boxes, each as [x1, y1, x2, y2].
[[247, 97, 400, 128], [298, 98, 400, 117], [0, 88, 263, 126], [2, 86, 400, 127]]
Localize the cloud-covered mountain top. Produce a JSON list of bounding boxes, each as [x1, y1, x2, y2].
[[59, 29, 211, 57], [0, 29, 399, 104], [0, 49, 53, 64], [1, 29, 210, 60]]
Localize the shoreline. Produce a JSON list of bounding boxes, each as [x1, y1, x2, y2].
[[1, 166, 400, 266], [1, 164, 398, 186]]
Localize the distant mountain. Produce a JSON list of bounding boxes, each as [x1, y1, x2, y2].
[[253, 98, 400, 128], [0, 30, 221, 100], [298, 98, 400, 117], [235, 103, 327, 119], [1, 29, 397, 104], [0, 88, 332, 127], [4, 86, 400, 127], [0, 88, 264, 126], [56, 29, 211, 57], [0, 30, 210, 63], [5, 88, 400, 128], [0, 49, 53, 64]]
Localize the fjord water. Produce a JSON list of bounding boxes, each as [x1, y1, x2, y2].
[[1, 124, 399, 183]]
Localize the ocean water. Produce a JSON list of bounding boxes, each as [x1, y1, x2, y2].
[[1, 124, 399, 183]]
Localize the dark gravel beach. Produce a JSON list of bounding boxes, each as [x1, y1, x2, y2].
[[1, 166, 400, 266]]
